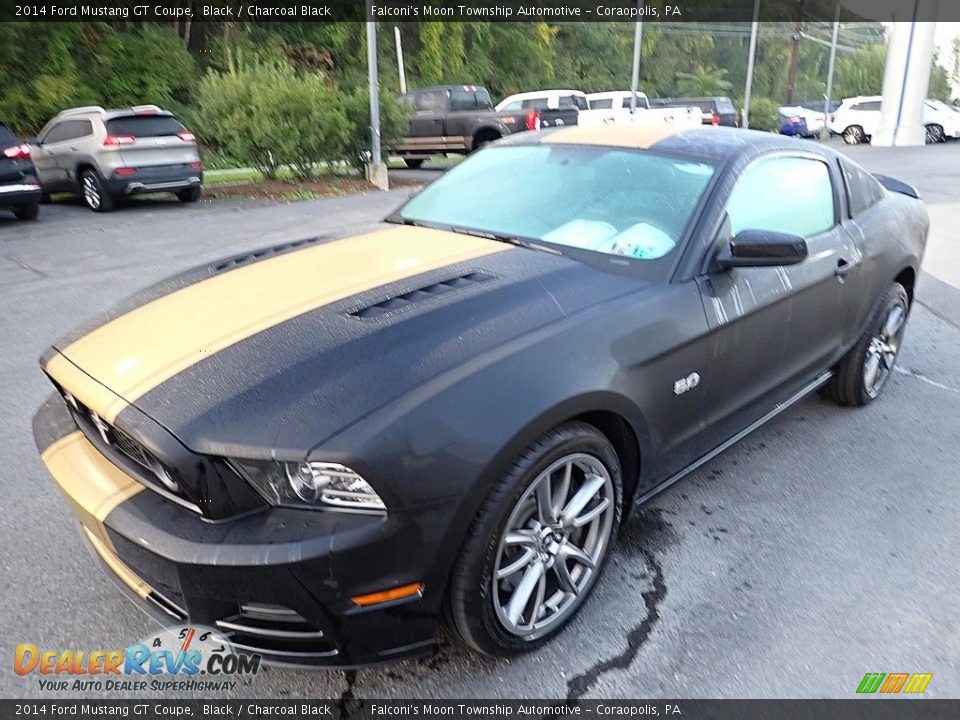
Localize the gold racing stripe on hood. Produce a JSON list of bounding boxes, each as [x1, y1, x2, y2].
[[46, 226, 509, 422]]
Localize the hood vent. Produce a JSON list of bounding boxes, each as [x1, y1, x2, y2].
[[350, 271, 495, 319], [211, 236, 324, 273]]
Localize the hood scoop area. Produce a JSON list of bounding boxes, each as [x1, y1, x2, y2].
[[211, 236, 326, 273], [350, 271, 496, 320]]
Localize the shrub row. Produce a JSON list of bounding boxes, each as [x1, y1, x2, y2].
[[195, 63, 409, 178]]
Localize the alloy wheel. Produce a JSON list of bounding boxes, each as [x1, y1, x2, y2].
[[492, 452, 615, 640], [843, 127, 863, 145], [863, 301, 906, 398], [82, 173, 101, 210]]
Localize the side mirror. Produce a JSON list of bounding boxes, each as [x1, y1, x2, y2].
[[716, 229, 808, 269]]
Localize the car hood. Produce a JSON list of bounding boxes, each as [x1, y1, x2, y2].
[[44, 225, 644, 457]]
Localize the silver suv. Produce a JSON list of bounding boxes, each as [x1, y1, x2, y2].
[[32, 105, 203, 212]]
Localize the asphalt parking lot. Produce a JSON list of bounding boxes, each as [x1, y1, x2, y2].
[[2, 141, 959, 700]]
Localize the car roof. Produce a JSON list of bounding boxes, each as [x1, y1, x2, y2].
[[501, 125, 837, 163], [587, 90, 649, 98], [52, 105, 175, 121], [501, 89, 586, 101], [410, 85, 487, 93], [840, 95, 882, 103]]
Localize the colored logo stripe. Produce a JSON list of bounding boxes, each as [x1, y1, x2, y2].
[[903, 673, 933, 694], [879, 673, 909, 693], [857, 672, 932, 694], [856, 673, 885, 694]]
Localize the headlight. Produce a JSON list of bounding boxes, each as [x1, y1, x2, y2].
[[233, 460, 386, 513]]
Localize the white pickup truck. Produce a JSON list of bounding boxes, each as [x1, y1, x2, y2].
[[495, 89, 701, 130], [585, 91, 702, 129]]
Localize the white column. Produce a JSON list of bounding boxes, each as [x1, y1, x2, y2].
[[873, 18, 937, 147]]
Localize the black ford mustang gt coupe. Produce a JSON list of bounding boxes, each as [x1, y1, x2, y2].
[[34, 126, 927, 666]]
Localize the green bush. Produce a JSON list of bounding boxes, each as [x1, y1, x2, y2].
[[746, 97, 780, 133], [196, 63, 349, 179], [340, 89, 411, 171]]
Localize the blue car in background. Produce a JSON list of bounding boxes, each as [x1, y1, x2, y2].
[[778, 111, 809, 137]]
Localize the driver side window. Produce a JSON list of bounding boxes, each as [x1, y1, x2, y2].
[[726, 156, 835, 239]]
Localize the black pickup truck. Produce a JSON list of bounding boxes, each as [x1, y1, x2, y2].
[[396, 85, 538, 168]]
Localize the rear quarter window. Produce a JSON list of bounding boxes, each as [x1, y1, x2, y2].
[[840, 159, 886, 217], [0, 124, 18, 147], [105, 115, 185, 137], [521, 97, 550, 110], [590, 98, 614, 110]]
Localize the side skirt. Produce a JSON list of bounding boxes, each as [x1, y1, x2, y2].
[[633, 371, 833, 508]]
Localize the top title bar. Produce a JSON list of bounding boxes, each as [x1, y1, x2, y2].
[[1, 0, 951, 23]]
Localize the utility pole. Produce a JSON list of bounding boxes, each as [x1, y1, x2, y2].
[[785, 0, 806, 105], [395, 26, 407, 95], [820, 3, 840, 140], [742, 0, 761, 128], [365, 14, 388, 190], [630, 15, 644, 113]]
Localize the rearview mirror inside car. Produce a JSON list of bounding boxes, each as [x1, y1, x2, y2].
[[716, 229, 808, 269]]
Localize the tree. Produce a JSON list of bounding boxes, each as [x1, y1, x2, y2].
[[950, 36, 960, 93], [675, 66, 733, 96], [832, 44, 886, 99]]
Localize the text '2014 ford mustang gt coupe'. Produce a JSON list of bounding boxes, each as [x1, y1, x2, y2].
[[34, 126, 927, 666]]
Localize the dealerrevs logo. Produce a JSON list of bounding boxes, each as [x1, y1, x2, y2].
[[15, 625, 260, 693]]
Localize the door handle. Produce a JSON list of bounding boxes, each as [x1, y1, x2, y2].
[[69, 146, 80, 151], [834, 257, 852, 282]]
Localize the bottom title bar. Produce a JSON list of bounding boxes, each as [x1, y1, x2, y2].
[[2, 700, 959, 720]]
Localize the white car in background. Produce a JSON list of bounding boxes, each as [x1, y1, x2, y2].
[[830, 95, 883, 144], [831, 94, 958, 144], [922, 99, 960, 143]]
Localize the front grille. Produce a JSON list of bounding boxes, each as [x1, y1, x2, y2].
[[111, 426, 154, 469], [58, 389, 195, 511]]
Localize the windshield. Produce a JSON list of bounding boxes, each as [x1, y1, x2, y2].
[[397, 144, 714, 269]]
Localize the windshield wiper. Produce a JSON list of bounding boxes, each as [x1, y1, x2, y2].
[[392, 217, 562, 256], [447, 226, 563, 256]]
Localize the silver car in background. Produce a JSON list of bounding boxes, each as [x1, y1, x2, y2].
[[31, 105, 203, 212]]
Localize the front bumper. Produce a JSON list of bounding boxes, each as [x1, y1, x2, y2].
[[106, 164, 203, 196], [33, 394, 444, 667]]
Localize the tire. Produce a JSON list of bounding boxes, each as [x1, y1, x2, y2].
[[447, 421, 623, 656], [821, 283, 910, 407], [471, 133, 500, 153], [13, 202, 39, 220], [403, 158, 424, 169], [925, 124, 945, 144], [842, 125, 865, 145], [80, 169, 113, 212], [176, 186, 202, 203]]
